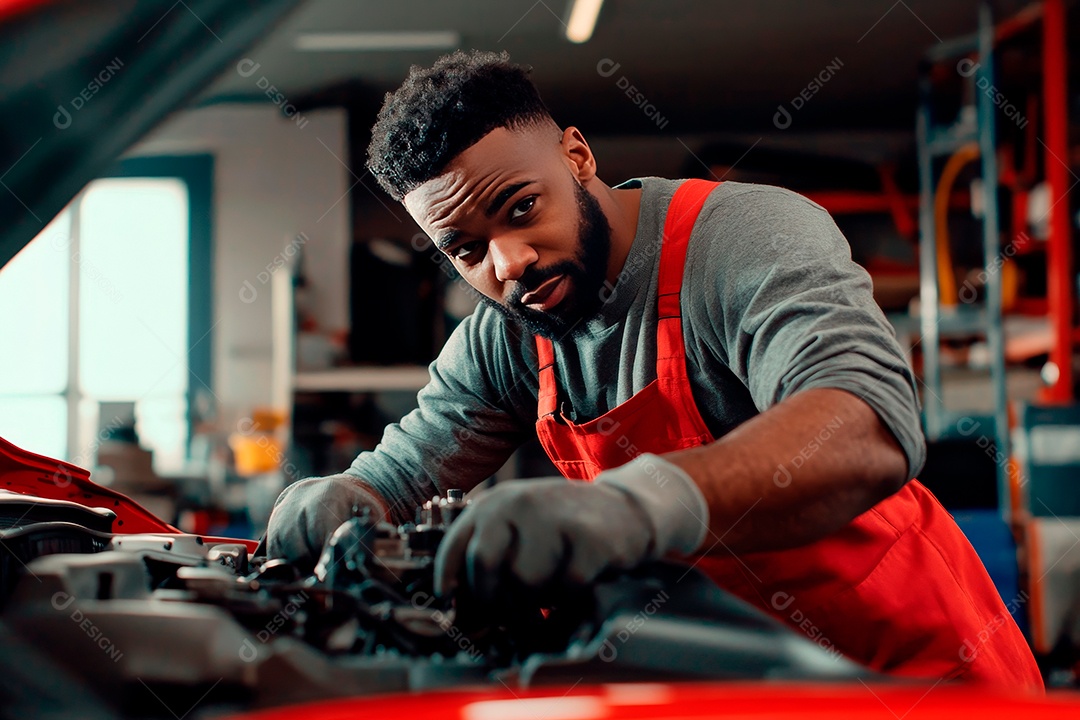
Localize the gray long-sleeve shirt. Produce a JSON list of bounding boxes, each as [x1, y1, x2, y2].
[[347, 178, 926, 523]]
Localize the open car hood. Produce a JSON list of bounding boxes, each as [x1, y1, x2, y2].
[[0, 433, 257, 548], [0, 0, 305, 269]]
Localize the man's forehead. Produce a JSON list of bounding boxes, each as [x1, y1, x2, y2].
[[404, 170, 465, 216], [403, 126, 554, 223], [403, 166, 473, 230]]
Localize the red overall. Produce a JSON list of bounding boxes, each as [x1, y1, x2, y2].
[[534, 179, 1043, 689]]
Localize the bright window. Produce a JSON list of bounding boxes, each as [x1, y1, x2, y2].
[[0, 210, 70, 396], [0, 176, 193, 473]]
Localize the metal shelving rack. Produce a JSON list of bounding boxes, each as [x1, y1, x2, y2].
[[915, 4, 1009, 501]]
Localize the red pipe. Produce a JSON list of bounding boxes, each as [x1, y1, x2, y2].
[[802, 191, 968, 215], [1022, 94, 1039, 186], [996, 3, 1043, 43], [1043, 0, 1074, 402], [877, 164, 918, 240]]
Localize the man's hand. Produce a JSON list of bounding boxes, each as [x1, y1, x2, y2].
[[266, 474, 388, 571], [434, 454, 709, 601]]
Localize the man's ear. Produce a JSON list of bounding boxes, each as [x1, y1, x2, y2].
[[560, 126, 597, 183]]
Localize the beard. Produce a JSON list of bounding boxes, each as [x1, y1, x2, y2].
[[479, 181, 612, 340]]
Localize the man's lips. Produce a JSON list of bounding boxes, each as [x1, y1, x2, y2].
[[519, 274, 569, 312]]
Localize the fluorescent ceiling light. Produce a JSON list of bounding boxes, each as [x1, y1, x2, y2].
[[294, 31, 460, 52], [564, 0, 604, 43]]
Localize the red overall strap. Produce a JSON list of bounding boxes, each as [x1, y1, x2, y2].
[[656, 179, 720, 376], [536, 332, 558, 418], [535, 179, 721, 418]]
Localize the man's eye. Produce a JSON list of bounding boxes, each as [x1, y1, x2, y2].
[[451, 241, 482, 261], [510, 196, 536, 221]]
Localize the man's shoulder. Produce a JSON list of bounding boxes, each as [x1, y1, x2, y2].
[[634, 177, 831, 227], [671, 180, 848, 275], [687, 181, 839, 248], [700, 180, 829, 217]]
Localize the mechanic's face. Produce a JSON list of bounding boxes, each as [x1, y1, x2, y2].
[[404, 125, 612, 339]]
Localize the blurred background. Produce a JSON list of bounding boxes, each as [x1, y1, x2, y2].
[[0, 0, 1079, 680]]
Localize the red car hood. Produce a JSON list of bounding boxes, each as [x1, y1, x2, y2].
[[226, 681, 1080, 720], [0, 433, 256, 550]]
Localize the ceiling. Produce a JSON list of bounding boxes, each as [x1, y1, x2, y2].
[[198, 0, 1035, 147]]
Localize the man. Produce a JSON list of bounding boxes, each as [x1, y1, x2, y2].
[[267, 50, 1041, 689]]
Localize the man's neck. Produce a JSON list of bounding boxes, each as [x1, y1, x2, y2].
[[596, 182, 643, 286]]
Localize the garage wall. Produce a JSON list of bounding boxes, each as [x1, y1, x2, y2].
[[127, 104, 350, 424]]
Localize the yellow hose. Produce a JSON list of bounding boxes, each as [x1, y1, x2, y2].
[[935, 143, 981, 306], [1002, 257, 1018, 311]]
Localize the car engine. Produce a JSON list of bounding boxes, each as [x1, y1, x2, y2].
[[0, 482, 869, 718]]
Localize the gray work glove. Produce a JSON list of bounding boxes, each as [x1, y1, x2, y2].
[[265, 474, 387, 570], [434, 453, 709, 601]]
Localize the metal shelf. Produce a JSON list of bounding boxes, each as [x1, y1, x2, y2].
[[916, 3, 1009, 509], [890, 306, 993, 338], [293, 366, 431, 393], [925, 127, 979, 157]]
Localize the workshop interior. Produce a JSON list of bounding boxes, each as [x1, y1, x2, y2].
[[1, 0, 1080, 717]]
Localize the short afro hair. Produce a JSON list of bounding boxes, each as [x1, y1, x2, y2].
[[366, 50, 554, 201]]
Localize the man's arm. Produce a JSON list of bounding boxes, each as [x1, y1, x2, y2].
[[267, 304, 535, 563], [671, 184, 924, 554], [341, 304, 537, 523], [667, 387, 907, 554]]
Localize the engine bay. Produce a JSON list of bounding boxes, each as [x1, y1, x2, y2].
[[0, 473, 871, 717]]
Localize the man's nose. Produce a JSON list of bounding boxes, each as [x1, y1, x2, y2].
[[489, 236, 539, 283]]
